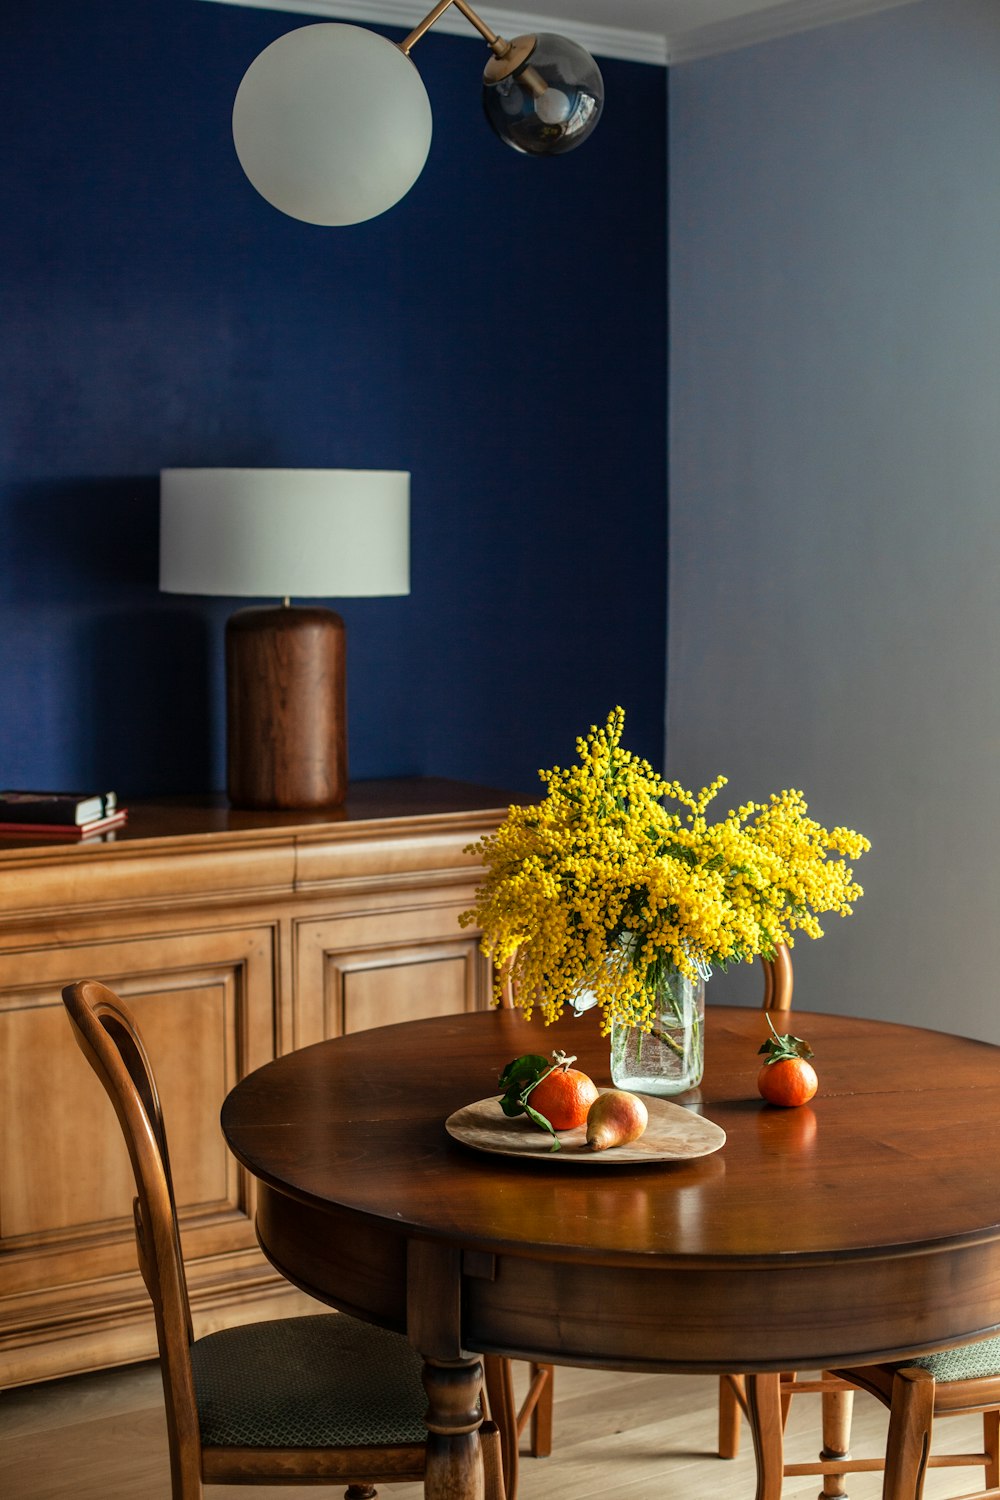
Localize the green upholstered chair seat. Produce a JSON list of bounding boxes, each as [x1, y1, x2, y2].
[[191, 1313, 428, 1449], [908, 1334, 1000, 1384]]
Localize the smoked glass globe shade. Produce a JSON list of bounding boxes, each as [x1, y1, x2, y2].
[[482, 34, 604, 157], [232, 24, 433, 227]]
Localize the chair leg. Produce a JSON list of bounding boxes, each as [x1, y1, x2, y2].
[[780, 1370, 798, 1429], [881, 1366, 935, 1500], [719, 1374, 746, 1458], [479, 1418, 506, 1500], [719, 1370, 797, 1460], [818, 1374, 855, 1500], [526, 1364, 554, 1458], [985, 1406, 1000, 1491], [481, 1354, 520, 1500]]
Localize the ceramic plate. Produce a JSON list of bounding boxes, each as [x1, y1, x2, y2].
[[445, 1089, 726, 1165]]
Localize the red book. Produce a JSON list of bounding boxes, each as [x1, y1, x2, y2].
[[0, 811, 128, 840]]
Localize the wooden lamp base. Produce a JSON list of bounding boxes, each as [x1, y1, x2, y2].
[[225, 604, 347, 810]]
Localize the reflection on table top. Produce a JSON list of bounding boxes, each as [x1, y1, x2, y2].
[[222, 1005, 1000, 1270]]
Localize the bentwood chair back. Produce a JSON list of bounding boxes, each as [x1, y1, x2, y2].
[[62, 979, 504, 1500]]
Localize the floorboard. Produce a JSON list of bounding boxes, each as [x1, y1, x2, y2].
[[0, 1358, 988, 1498]]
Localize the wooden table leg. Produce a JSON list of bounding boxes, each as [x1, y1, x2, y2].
[[747, 1374, 785, 1500], [408, 1239, 485, 1499], [422, 1357, 486, 1500]]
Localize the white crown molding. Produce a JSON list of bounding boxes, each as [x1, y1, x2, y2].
[[202, 0, 923, 66], [665, 0, 922, 65], [201, 0, 669, 65]]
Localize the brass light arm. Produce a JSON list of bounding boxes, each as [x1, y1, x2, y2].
[[401, 0, 499, 53], [399, 0, 534, 77], [399, 0, 457, 52]]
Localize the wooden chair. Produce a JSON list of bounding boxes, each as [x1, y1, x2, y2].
[[62, 978, 505, 1500], [482, 1350, 553, 1500], [789, 1348, 1000, 1500], [715, 960, 1000, 1500]]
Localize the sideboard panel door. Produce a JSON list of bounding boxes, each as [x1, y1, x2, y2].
[[0, 928, 276, 1386], [295, 910, 489, 1047], [0, 780, 507, 1388], [1, 978, 238, 1240], [341, 948, 475, 1035]]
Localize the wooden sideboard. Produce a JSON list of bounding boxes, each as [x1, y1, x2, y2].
[[0, 778, 516, 1389]]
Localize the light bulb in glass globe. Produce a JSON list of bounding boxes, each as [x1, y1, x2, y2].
[[482, 34, 604, 157], [232, 24, 433, 227]]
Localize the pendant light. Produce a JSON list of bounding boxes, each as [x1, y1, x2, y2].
[[231, 0, 604, 227]]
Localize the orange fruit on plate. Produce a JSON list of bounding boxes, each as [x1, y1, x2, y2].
[[529, 1067, 600, 1131]]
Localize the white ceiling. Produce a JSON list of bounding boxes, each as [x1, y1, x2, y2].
[[205, 0, 923, 64]]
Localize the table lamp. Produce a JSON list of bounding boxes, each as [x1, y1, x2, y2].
[[159, 468, 409, 810]]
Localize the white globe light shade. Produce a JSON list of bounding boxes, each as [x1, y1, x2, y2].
[[232, 24, 433, 227]]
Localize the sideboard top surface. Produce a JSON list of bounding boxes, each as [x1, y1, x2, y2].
[[0, 778, 528, 920], [0, 777, 526, 857]]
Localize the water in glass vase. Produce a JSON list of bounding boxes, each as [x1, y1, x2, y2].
[[610, 967, 706, 1096]]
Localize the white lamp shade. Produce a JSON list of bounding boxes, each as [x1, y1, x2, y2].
[[159, 468, 410, 599], [232, 24, 433, 227]]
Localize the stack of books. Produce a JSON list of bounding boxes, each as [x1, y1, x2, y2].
[[0, 790, 127, 840]]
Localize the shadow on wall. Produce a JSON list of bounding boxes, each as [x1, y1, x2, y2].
[[81, 610, 216, 795], [4, 477, 159, 604], [1, 477, 217, 795]]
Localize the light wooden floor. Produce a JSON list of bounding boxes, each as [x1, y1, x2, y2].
[[0, 1357, 989, 1499]]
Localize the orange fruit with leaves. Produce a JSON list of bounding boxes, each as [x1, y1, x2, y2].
[[529, 1065, 600, 1130], [497, 1050, 601, 1150], [757, 1015, 818, 1107]]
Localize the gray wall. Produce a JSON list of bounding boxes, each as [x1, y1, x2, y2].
[[667, 0, 1000, 1038]]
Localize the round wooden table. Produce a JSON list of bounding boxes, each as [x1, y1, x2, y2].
[[221, 1005, 1000, 1500]]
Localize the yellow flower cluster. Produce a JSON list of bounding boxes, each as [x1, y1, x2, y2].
[[460, 708, 870, 1033]]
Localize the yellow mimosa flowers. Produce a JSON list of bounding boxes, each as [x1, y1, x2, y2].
[[460, 709, 870, 1034]]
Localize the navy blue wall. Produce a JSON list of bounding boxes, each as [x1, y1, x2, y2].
[[1, 2, 667, 798]]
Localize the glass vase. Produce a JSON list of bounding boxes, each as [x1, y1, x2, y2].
[[610, 967, 706, 1096]]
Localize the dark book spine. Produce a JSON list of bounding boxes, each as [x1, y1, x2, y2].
[[0, 793, 114, 825]]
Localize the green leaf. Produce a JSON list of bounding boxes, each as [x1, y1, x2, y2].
[[497, 1053, 551, 1120], [524, 1103, 562, 1151], [498, 1054, 549, 1092], [496, 1050, 578, 1146], [759, 1013, 814, 1063]]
